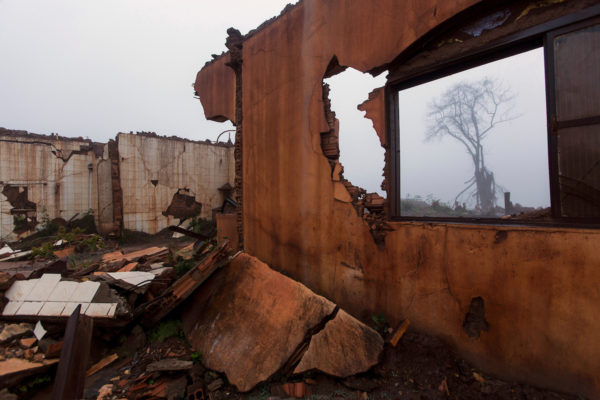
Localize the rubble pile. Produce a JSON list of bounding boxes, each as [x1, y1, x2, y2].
[[0, 221, 388, 400], [0, 221, 578, 400]]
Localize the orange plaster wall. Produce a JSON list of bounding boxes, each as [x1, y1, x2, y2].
[[196, 0, 600, 397], [195, 54, 236, 123]]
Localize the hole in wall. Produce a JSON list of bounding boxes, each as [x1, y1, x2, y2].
[[324, 67, 387, 197], [463, 297, 490, 339]]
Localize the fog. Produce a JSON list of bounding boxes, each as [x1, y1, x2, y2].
[[399, 48, 550, 210], [0, 3, 551, 208], [0, 0, 292, 142]]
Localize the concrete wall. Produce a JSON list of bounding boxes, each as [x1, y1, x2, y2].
[[195, 0, 600, 397], [0, 129, 234, 240], [118, 133, 235, 233], [0, 130, 104, 241]]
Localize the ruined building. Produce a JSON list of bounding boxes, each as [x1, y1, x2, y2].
[[0, 128, 234, 240], [194, 0, 600, 398]]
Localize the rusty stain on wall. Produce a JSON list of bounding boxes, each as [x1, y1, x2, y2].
[[194, 0, 600, 397]]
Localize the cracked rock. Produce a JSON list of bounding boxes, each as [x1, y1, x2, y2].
[[294, 309, 383, 377], [182, 253, 336, 392]]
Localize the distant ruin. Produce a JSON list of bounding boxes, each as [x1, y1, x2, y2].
[[0, 128, 234, 240]]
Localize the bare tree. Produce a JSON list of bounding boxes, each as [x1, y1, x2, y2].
[[426, 77, 516, 215]]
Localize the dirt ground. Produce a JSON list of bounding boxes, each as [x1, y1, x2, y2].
[[22, 328, 580, 400]]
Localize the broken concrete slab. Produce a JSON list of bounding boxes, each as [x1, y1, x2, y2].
[[182, 253, 337, 392], [293, 309, 383, 377]]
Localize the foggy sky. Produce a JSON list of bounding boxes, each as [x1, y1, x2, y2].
[[1, 2, 550, 204], [0, 0, 292, 143]]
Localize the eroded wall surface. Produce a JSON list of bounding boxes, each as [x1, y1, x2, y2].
[[118, 133, 234, 233], [0, 130, 234, 239], [0, 130, 104, 241], [196, 0, 600, 397]]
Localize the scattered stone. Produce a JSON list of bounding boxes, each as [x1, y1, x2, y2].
[[18, 338, 36, 348], [0, 323, 32, 343], [146, 358, 193, 372], [96, 384, 113, 400], [38, 339, 62, 358]]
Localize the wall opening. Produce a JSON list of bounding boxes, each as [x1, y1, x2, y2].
[[324, 68, 387, 197], [397, 48, 550, 218]]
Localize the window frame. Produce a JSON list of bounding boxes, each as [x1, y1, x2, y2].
[[387, 4, 600, 226]]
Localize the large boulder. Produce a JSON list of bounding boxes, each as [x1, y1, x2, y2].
[[182, 253, 336, 392]]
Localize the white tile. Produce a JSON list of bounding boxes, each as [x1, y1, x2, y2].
[[24, 274, 62, 301], [61, 302, 90, 316], [68, 281, 100, 303], [48, 281, 80, 302], [107, 303, 117, 318], [5, 280, 38, 301], [39, 302, 66, 316], [2, 301, 23, 316], [16, 302, 45, 316], [34, 321, 47, 340], [84, 303, 115, 317], [107, 272, 155, 287]]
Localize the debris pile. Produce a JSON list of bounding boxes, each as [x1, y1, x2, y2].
[[0, 221, 578, 399]]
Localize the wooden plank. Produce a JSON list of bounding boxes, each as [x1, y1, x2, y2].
[[139, 244, 237, 327], [86, 353, 118, 377], [51, 304, 93, 400], [389, 319, 411, 347]]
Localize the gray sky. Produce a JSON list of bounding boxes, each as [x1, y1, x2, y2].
[[0, 0, 292, 143], [1, 2, 550, 206], [399, 48, 549, 208]]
